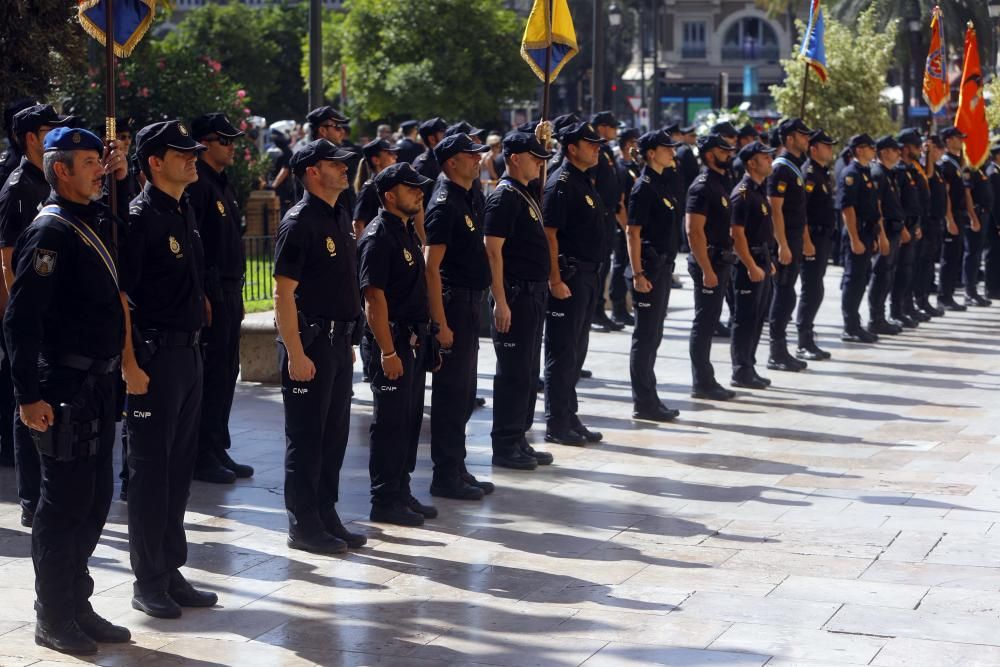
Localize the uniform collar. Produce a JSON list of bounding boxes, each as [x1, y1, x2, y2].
[[48, 193, 100, 223], [640, 164, 667, 184], [379, 209, 408, 228], [302, 189, 339, 215], [144, 181, 186, 212], [20, 156, 45, 182], [196, 158, 228, 186]]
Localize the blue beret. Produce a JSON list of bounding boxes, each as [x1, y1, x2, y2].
[[43, 127, 104, 153]]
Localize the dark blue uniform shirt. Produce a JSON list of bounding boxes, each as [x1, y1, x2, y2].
[[358, 210, 428, 324]]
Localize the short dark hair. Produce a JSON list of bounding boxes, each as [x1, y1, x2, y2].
[[139, 146, 168, 181]]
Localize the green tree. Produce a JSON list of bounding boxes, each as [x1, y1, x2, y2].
[[324, 0, 536, 128], [986, 78, 1000, 131], [770, 7, 898, 141], [0, 1, 86, 112]]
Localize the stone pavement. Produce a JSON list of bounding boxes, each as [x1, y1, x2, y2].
[[2, 264, 1000, 666]]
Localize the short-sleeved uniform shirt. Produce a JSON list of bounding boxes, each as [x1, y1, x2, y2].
[[358, 210, 428, 324], [730, 175, 773, 253], [543, 161, 606, 263], [938, 152, 968, 220], [836, 160, 879, 226], [967, 167, 994, 211], [987, 162, 1000, 224], [273, 191, 361, 321], [927, 163, 948, 221], [804, 160, 836, 232], [353, 179, 380, 227], [0, 158, 49, 249], [413, 150, 440, 202], [483, 176, 550, 282], [895, 161, 923, 229], [186, 160, 245, 286], [676, 144, 700, 194], [685, 167, 733, 249], [616, 158, 640, 210], [871, 161, 904, 231], [591, 144, 622, 217], [767, 151, 807, 232], [628, 165, 679, 256], [424, 178, 490, 290], [122, 183, 206, 332]]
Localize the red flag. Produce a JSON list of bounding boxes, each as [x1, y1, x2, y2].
[[922, 7, 948, 113], [955, 23, 988, 170]]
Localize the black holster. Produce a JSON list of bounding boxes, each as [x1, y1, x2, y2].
[[31, 378, 100, 461]]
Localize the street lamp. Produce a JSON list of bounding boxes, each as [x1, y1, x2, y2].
[[903, 0, 921, 125], [608, 3, 622, 119], [608, 3, 622, 27]]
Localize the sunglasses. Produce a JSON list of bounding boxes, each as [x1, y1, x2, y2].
[[202, 135, 234, 146], [320, 123, 348, 131]]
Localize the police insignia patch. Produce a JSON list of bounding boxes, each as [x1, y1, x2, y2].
[[805, 183, 815, 193], [776, 181, 788, 194], [216, 200, 225, 215], [585, 195, 595, 208], [326, 236, 336, 256], [528, 208, 538, 220], [169, 236, 181, 254], [33, 248, 56, 276], [403, 248, 414, 265], [465, 215, 475, 230], [662, 197, 673, 209], [71, 132, 81, 144], [761, 203, 768, 215], [845, 176, 855, 185], [721, 197, 729, 208]]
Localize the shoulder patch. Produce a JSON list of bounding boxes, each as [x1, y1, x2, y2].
[[642, 175, 650, 183], [33, 248, 57, 276], [436, 191, 448, 203], [558, 171, 569, 182], [776, 181, 788, 194], [805, 182, 815, 193]]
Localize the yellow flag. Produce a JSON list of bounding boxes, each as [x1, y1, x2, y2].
[[520, 0, 579, 83]]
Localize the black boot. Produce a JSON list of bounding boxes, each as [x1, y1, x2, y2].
[[217, 449, 254, 478], [35, 618, 98, 655], [168, 571, 219, 607], [322, 509, 368, 548], [131, 590, 182, 619], [76, 610, 131, 643], [610, 304, 634, 327], [192, 451, 236, 484]]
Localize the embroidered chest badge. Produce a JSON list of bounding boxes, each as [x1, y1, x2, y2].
[[326, 236, 336, 256], [169, 235, 181, 255]]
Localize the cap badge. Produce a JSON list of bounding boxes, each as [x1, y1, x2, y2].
[[326, 236, 336, 256], [169, 236, 181, 255], [71, 132, 81, 144], [178, 124, 189, 137]]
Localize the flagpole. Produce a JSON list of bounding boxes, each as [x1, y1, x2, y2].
[[103, 0, 119, 228], [539, 0, 554, 202], [800, 64, 809, 119]]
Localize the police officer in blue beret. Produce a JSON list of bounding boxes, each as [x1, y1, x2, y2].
[[4, 127, 129, 654]]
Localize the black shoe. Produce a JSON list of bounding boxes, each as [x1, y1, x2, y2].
[[192, 453, 237, 484], [493, 449, 539, 469], [938, 297, 967, 312], [287, 532, 349, 556], [76, 611, 131, 643], [475, 396, 487, 408], [731, 374, 768, 390], [544, 429, 587, 446], [370, 501, 424, 526], [691, 384, 736, 400], [611, 310, 635, 327], [795, 344, 829, 361], [713, 322, 731, 338], [35, 619, 98, 655], [521, 443, 553, 465], [632, 404, 680, 422], [321, 510, 368, 548], [965, 294, 992, 307], [430, 479, 485, 500], [217, 449, 254, 478], [579, 369, 593, 379], [868, 319, 901, 335], [573, 425, 603, 442], [767, 353, 806, 373], [887, 316, 909, 330], [842, 328, 878, 343], [672, 275, 683, 289], [461, 471, 496, 493], [907, 307, 931, 322], [405, 494, 438, 519], [752, 371, 772, 387], [168, 573, 219, 607], [918, 299, 945, 317], [21, 507, 34, 528], [591, 312, 621, 332], [131, 591, 182, 619]]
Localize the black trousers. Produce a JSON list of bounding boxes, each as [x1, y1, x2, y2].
[[608, 228, 629, 310], [796, 226, 834, 346], [891, 229, 918, 316], [545, 268, 598, 432], [630, 260, 672, 410], [593, 216, 616, 316], [731, 257, 773, 378], [279, 333, 353, 537], [841, 230, 874, 331], [939, 217, 967, 298], [0, 336, 13, 463], [198, 290, 242, 458], [769, 230, 803, 351], [984, 214, 1000, 296], [32, 367, 116, 623], [430, 288, 481, 484], [869, 227, 902, 321], [963, 212, 986, 297], [7, 313, 38, 512], [688, 257, 731, 389], [126, 344, 203, 594], [915, 218, 942, 302], [491, 282, 545, 455], [368, 328, 425, 506]]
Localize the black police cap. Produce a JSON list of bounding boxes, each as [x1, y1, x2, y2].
[[679, 124, 697, 135], [848, 133, 876, 150], [12, 104, 71, 139], [896, 128, 922, 147], [362, 138, 399, 161], [42, 127, 105, 153], [445, 121, 486, 141], [557, 121, 604, 146], [737, 140, 777, 164], [373, 162, 433, 195], [591, 110, 618, 127], [991, 143, 1000, 156], [663, 123, 681, 136], [939, 126, 966, 141], [619, 127, 641, 143], [710, 121, 738, 137], [875, 135, 902, 152], [191, 112, 244, 140], [637, 130, 680, 154], [737, 123, 760, 140], [516, 120, 538, 133], [306, 106, 350, 127], [400, 119, 419, 133], [135, 121, 206, 160], [697, 133, 737, 153], [809, 129, 837, 146], [552, 113, 580, 133], [501, 131, 553, 159], [434, 133, 490, 164], [289, 139, 358, 174], [418, 117, 448, 140], [778, 117, 813, 140]]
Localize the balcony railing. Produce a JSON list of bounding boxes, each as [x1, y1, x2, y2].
[[721, 44, 781, 62], [681, 45, 707, 59]]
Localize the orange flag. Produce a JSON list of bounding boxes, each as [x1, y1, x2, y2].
[[955, 22, 989, 169], [922, 7, 948, 113]]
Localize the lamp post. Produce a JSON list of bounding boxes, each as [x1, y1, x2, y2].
[[308, 0, 323, 111], [903, 0, 921, 126], [591, 0, 606, 114], [990, 0, 1000, 79], [608, 3, 622, 119]]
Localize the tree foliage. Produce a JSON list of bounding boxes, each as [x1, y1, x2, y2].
[[986, 78, 1000, 131], [771, 7, 898, 141], [324, 0, 536, 128]]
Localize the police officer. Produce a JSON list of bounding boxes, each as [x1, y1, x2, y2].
[[305, 105, 351, 145], [766, 117, 811, 372], [590, 111, 626, 332], [485, 131, 554, 469], [838, 134, 881, 342], [445, 121, 488, 144], [795, 129, 837, 360], [395, 120, 423, 164], [937, 126, 979, 311], [674, 124, 701, 196], [891, 128, 928, 326], [729, 140, 777, 389], [610, 127, 640, 327], [868, 135, 904, 335], [5, 127, 129, 654], [354, 137, 399, 237], [542, 121, 607, 444], [424, 133, 492, 500], [731, 124, 761, 181], [358, 163, 437, 527], [985, 144, 1000, 299], [123, 121, 217, 619], [273, 139, 366, 554], [965, 159, 993, 307], [0, 104, 72, 525], [0, 98, 35, 186], [185, 112, 253, 484], [413, 117, 449, 195], [686, 134, 738, 400], [627, 130, 682, 419], [914, 136, 948, 317]]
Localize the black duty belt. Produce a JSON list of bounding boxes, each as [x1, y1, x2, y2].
[[142, 329, 201, 348], [42, 353, 121, 375], [444, 286, 485, 301], [305, 317, 357, 337], [508, 279, 548, 294], [566, 258, 601, 273]]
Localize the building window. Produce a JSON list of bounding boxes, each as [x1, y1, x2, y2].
[[682, 21, 707, 59], [722, 17, 780, 62]]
